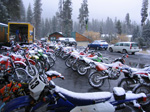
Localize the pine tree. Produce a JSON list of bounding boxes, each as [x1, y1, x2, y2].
[[27, 4, 33, 24], [142, 20, 150, 47], [20, 0, 26, 22], [33, 0, 42, 39], [141, 0, 148, 26], [125, 13, 131, 34], [116, 20, 122, 35], [0, 1, 9, 23], [78, 0, 89, 33], [2, 0, 21, 21], [62, 0, 73, 36], [132, 26, 140, 41]]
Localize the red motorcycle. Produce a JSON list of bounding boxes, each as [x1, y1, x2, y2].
[[88, 54, 129, 88], [7, 50, 38, 77], [0, 54, 32, 89]]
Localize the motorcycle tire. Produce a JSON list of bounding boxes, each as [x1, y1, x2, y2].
[[132, 84, 150, 107], [14, 68, 32, 82], [55, 50, 60, 57], [41, 61, 50, 72], [65, 57, 74, 68], [77, 63, 89, 76], [88, 71, 104, 88], [71, 62, 78, 71], [35, 60, 43, 73], [117, 78, 135, 91], [26, 65, 38, 76], [48, 56, 55, 68]]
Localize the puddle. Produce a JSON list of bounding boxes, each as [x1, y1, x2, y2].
[[127, 62, 146, 68]]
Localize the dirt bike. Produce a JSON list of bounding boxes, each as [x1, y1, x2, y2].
[[1, 70, 147, 112], [88, 54, 129, 88], [5, 50, 38, 77], [117, 65, 150, 91], [75, 52, 109, 76], [0, 54, 32, 89]]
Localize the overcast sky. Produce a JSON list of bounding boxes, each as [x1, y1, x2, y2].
[[23, 0, 149, 24]]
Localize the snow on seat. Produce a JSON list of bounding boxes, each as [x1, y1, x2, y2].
[[55, 86, 112, 106]]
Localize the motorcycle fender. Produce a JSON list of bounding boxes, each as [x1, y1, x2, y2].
[[28, 59, 36, 65], [71, 102, 115, 112], [96, 64, 107, 71], [2, 96, 32, 112], [14, 61, 27, 67]]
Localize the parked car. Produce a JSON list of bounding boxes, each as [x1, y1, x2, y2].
[[108, 42, 140, 55], [56, 37, 77, 46], [88, 40, 108, 50]]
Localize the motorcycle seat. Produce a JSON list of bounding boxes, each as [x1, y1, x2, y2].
[[55, 86, 112, 106]]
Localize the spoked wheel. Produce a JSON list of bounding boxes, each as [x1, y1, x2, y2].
[[88, 71, 104, 88], [71, 62, 78, 71], [43, 61, 51, 72], [48, 56, 55, 68], [15, 68, 32, 82], [133, 85, 150, 106], [77, 63, 89, 76], [26, 65, 38, 76], [65, 57, 74, 68], [117, 78, 135, 91], [35, 61, 42, 73]]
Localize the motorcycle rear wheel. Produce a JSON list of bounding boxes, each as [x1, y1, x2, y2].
[[88, 71, 104, 88], [133, 84, 150, 106], [117, 78, 135, 91]]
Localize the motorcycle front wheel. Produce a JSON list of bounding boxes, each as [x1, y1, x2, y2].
[[14, 68, 32, 82], [71, 62, 78, 71], [26, 65, 38, 76], [48, 56, 55, 68], [117, 78, 135, 91], [65, 57, 74, 68], [88, 71, 104, 88], [77, 63, 89, 76]]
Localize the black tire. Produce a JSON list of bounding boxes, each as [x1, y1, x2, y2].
[[26, 65, 38, 76], [65, 57, 74, 68], [109, 48, 113, 52], [71, 62, 78, 71], [77, 63, 89, 76], [55, 50, 60, 57], [43, 61, 51, 72], [34, 60, 42, 73], [15, 68, 32, 82], [122, 49, 127, 54], [132, 52, 135, 55], [133, 84, 150, 106], [88, 71, 104, 88], [48, 56, 55, 68], [117, 78, 135, 91]]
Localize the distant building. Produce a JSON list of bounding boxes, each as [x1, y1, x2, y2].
[[48, 32, 92, 42], [48, 32, 64, 41]]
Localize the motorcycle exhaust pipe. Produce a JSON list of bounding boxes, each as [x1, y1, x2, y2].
[[98, 75, 109, 80]]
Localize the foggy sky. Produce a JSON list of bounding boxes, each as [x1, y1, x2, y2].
[[23, 0, 149, 24]]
